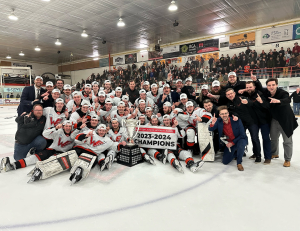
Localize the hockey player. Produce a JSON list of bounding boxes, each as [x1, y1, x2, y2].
[[60, 84, 73, 104], [41, 89, 61, 108], [134, 89, 155, 108], [91, 81, 100, 97], [91, 90, 106, 112], [0, 120, 75, 173], [80, 84, 96, 104], [145, 107, 154, 124], [97, 98, 117, 124], [43, 98, 68, 130], [176, 93, 198, 111], [142, 81, 150, 92], [109, 101, 132, 125], [121, 95, 134, 110], [66, 91, 83, 113], [103, 80, 115, 97], [112, 87, 122, 105], [69, 100, 91, 123]]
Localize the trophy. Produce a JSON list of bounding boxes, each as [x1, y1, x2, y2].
[[116, 119, 143, 167]]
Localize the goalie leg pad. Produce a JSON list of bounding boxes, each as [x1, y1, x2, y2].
[[69, 153, 97, 183], [28, 150, 78, 180]]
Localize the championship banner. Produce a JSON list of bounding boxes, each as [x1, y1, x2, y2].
[[229, 32, 255, 49], [197, 39, 219, 53], [261, 25, 293, 44], [180, 42, 198, 56], [293, 24, 300, 40], [134, 126, 177, 150], [113, 55, 125, 65], [125, 53, 137, 64]]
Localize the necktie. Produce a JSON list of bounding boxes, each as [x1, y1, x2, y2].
[[36, 89, 40, 99]]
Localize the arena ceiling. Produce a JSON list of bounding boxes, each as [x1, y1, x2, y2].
[[0, 0, 300, 65]]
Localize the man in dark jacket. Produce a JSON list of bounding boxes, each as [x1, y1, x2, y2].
[[14, 104, 47, 161], [209, 106, 248, 171], [260, 78, 298, 167], [290, 87, 300, 115], [17, 76, 46, 116], [157, 84, 180, 108], [122, 80, 139, 104], [242, 81, 272, 164]]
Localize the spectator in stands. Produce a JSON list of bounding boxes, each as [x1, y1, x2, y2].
[[292, 42, 300, 54], [287, 47, 292, 55], [14, 104, 47, 161], [55, 79, 64, 93], [209, 57, 215, 72], [267, 57, 276, 77], [10, 93, 14, 98], [0, 93, 2, 98], [289, 54, 297, 77], [290, 87, 300, 115], [17, 76, 46, 116], [279, 47, 285, 56]]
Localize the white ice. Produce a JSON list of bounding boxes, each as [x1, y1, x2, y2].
[[0, 106, 300, 231]]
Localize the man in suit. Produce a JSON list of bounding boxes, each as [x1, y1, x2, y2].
[[17, 76, 46, 116], [157, 84, 180, 109], [209, 106, 248, 171]]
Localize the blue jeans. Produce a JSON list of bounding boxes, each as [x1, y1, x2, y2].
[[247, 124, 261, 158], [293, 102, 300, 115], [223, 139, 247, 165], [14, 135, 47, 161]]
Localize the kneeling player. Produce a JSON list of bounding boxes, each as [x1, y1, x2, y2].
[[0, 121, 75, 174]]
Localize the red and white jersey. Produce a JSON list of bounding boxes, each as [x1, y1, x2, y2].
[[170, 108, 189, 128], [146, 91, 161, 105], [112, 97, 121, 106], [105, 89, 115, 98], [134, 97, 155, 108], [66, 99, 81, 112], [109, 110, 131, 125], [98, 106, 117, 123], [160, 124, 186, 138], [73, 130, 119, 154], [80, 92, 96, 104], [189, 108, 212, 127], [43, 107, 67, 130], [107, 127, 127, 142], [69, 110, 91, 123], [43, 127, 75, 152]]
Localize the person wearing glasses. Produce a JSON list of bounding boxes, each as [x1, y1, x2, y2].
[[209, 106, 248, 171], [12, 104, 47, 161]]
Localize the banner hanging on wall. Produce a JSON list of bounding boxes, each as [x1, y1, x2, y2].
[[113, 55, 125, 65], [229, 32, 255, 49], [197, 39, 219, 53], [99, 58, 109, 67], [293, 24, 300, 40], [148, 51, 163, 60], [125, 53, 137, 64], [180, 42, 198, 56], [261, 25, 293, 44]]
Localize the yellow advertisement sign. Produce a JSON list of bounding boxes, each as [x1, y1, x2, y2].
[[197, 52, 219, 61], [229, 32, 255, 49]]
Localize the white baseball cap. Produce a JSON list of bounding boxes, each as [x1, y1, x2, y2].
[[64, 84, 72, 90], [143, 81, 150, 85], [72, 91, 81, 97], [139, 99, 146, 104], [180, 93, 187, 100], [98, 91, 106, 97], [163, 84, 170, 89], [122, 95, 129, 101], [163, 102, 172, 107], [104, 80, 111, 84], [115, 87, 122, 92], [81, 100, 90, 107], [35, 76, 43, 81], [212, 80, 220, 87], [63, 120, 73, 126], [46, 81, 53, 87], [90, 113, 99, 120], [92, 81, 99, 86], [176, 79, 183, 83], [201, 85, 208, 90], [52, 89, 61, 94], [97, 124, 106, 130], [146, 107, 152, 111], [85, 84, 92, 88], [151, 83, 158, 88], [186, 77, 192, 82], [163, 115, 170, 119], [228, 71, 236, 77], [186, 101, 194, 107], [138, 114, 146, 118], [105, 98, 113, 104], [118, 101, 125, 106], [55, 98, 64, 103], [139, 89, 146, 94]]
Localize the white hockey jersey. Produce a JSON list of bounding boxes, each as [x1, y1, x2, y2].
[[69, 109, 91, 123], [43, 107, 67, 130], [73, 130, 119, 154], [98, 106, 117, 123], [170, 109, 190, 128], [66, 99, 82, 112], [134, 97, 155, 108], [109, 110, 131, 125], [189, 108, 212, 127], [107, 127, 127, 142], [80, 91, 96, 104], [146, 91, 161, 105], [43, 127, 75, 152]]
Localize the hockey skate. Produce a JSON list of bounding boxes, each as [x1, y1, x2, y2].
[[172, 159, 184, 173], [26, 147, 36, 158], [186, 160, 205, 173], [99, 159, 106, 172], [69, 167, 83, 185], [27, 168, 42, 183], [0, 157, 15, 172], [143, 154, 155, 165], [156, 150, 167, 164]]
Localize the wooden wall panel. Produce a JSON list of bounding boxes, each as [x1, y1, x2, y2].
[[0, 61, 12, 66], [59, 60, 100, 72]]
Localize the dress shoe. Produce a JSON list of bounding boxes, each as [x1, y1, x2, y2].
[[272, 155, 279, 159], [237, 164, 244, 171], [263, 159, 271, 165], [283, 161, 290, 167]]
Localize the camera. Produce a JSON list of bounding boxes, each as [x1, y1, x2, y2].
[[173, 20, 179, 27]]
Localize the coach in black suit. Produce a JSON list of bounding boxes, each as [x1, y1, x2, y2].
[[17, 76, 46, 116]]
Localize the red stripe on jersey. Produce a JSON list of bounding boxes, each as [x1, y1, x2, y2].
[[19, 159, 26, 168]]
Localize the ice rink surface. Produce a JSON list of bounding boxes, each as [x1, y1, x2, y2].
[[0, 106, 300, 231]]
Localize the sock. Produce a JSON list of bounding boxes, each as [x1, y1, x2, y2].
[[14, 155, 39, 169]]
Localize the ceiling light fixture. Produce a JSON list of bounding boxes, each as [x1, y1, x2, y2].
[[35, 46, 41, 51], [6, 55, 11, 59], [55, 39, 61, 45], [41, 0, 51, 2], [117, 18, 125, 27], [19, 51, 24, 56], [81, 30, 88, 37], [168, 1, 178, 11], [93, 57, 99, 60], [8, 11, 18, 21]]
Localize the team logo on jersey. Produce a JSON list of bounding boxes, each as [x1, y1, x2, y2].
[[58, 137, 72, 148], [50, 117, 63, 126], [90, 136, 104, 147]]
